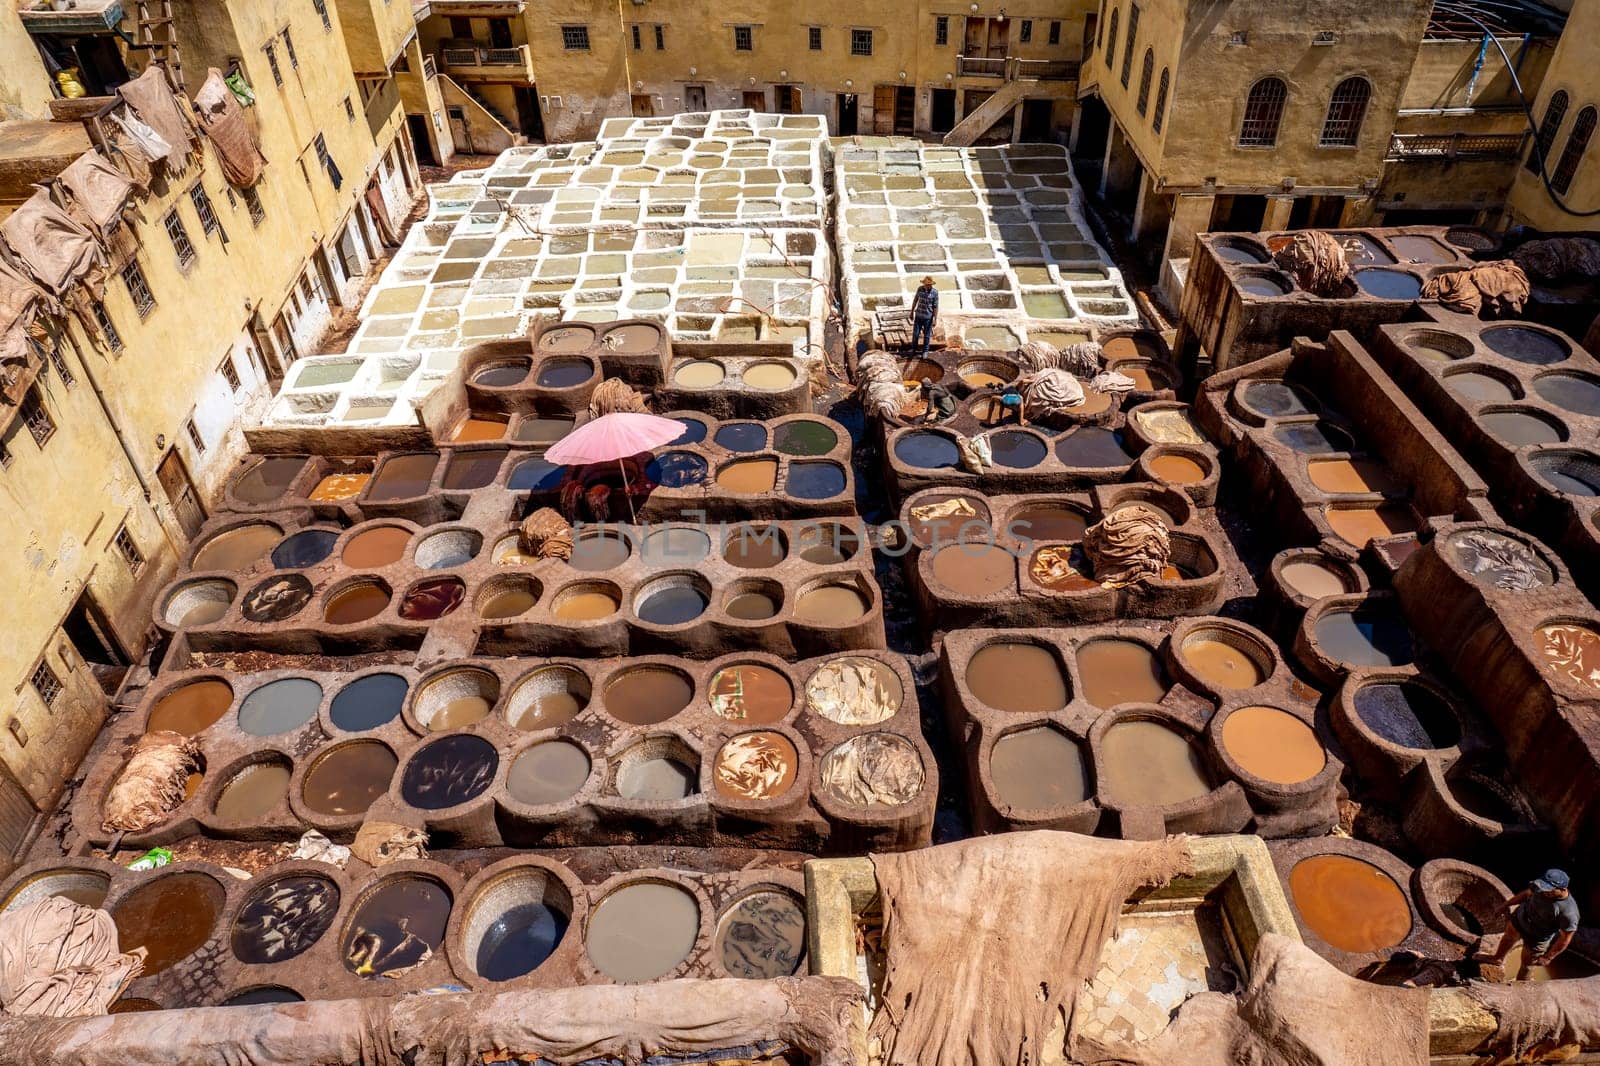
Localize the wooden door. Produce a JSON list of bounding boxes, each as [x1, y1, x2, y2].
[[0, 760, 36, 862], [873, 85, 897, 134], [894, 86, 915, 134], [632, 94, 654, 117], [989, 18, 1010, 57], [964, 17, 985, 55], [743, 90, 766, 111], [157, 449, 205, 540], [685, 85, 706, 110]]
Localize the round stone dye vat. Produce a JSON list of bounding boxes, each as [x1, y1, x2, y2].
[[634, 575, 709, 625], [894, 431, 961, 469], [552, 583, 620, 621], [478, 576, 539, 619], [1077, 638, 1166, 708], [1213, 237, 1270, 264], [1100, 720, 1211, 807], [1221, 707, 1326, 784], [1279, 557, 1357, 600], [398, 578, 465, 621], [773, 420, 837, 456], [1447, 529, 1555, 591], [806, 657, 902, 725], [1008, 503, 1088, 542], [213, 760, 291, 821], [506, 666, 591, 730], [586, 881, 700, 982], [1288, 854, 1412, 954], [344, 877, 452, 978], [242, 574, 313, 623], [713, 732, 799, 800], [402, 734, 498, 810], [330, 673, 408, 732], [989, 431, 1047, 469], [646, 451, 708, 487], [1535, 372, 1600, 416], [786, 461, 847, 499], [669, 416, 709, 445], [725, 584, 781, 620], [192, 523, 281, 571], [930, 542, 1014, 596], [464, 868, 573, 982], [709, 663, 793, 724], [1531, 452, 1600, 497], [1533, 622, 1600, 694], [990, 726, 1088, 810], [793, 583, 869, 625], [535, 358, 593, 389], [797, 523, 860, 564], [1444, 369, 1518, 405], [1352, 682, 1460, 750], [146, 678, 233, 735], [324, 581, 391, 625], [230, 874, 339, 964], [1314, 607, 1414, 668], [714, 422, 768, 452], [717, 458, 778, 493], [965, 642, 1068, 713], [1056, 427, 1133, 468], [614, 738, 699, 801], [1239, 381, 1316, 418], [112, 873, 223, 975], [604, 667, 694, 725], [237, 678, 322, 737], [1148, 453, 1208, 484], [1354, 268, 1422, 300], [1, 868, 110, 912], [233, 457, 305, 504], [743, 362, 797, 390], [568, 531, 631, 571], [163, 579, 235, 628], [538, 324, 596, 352], [301, 741, 397, 816], [1482, 326, 1570, 365], [673, 360, 726, 388], [1478, 407, 1565, 446], [602, 322, 661, 352], [271, 529, 338, 569], [1273, 421, 1354, 454], [472, 361, 530, 388], [415, 529, 482, 571], [507, 741, 591, 805], [717, 891, 805, 979], [1180, 629, 1271, 690], [818, 733, 923, 807], [1236, 271, 1289, 297], [342, 525, 412, 568], [640, 527, 710, 567]]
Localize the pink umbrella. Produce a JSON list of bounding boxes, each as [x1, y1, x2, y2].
[[543, 412, 685, 522]]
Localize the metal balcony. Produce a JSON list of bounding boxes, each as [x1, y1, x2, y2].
[[1387, 132, 1528, 162], [956, 55, 1078, 81], [436, 42, 534, 81]]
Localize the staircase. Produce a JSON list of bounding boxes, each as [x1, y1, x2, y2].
[[437, 74, 524, 153], [463, 83, 517, 134], [942, 59, 1079, 147], [133, 0, 183, 91]]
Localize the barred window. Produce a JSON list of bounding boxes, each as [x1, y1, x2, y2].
[[242, 185, 265, 225], [47, 345, 73, 387], [1020, 19, 1032, 43], [1104, 9, 1118, 69], [282, 29, 298, 69], [1239, 76, 1288, 147], [220, 354, 241, 391], [265, 43, 282, 86], [312, 0, 330, 30], [122, 261, 155, 317], [187, 419, 206, 454], [30, 661, 61, 706], [1526, 90, 1570, 174], [0, 437, 11, 467], [1153, 68, 1170, 134], [851, 29, 872, 56], [734, 25, 753, 51], [654, 24, 664, 49], [935, 16, 948, 46], [1552, 106, 1597, 195], [1120, 4, 1139, 87], [1320, 77, 1371, 147], [344, 96, 355, 122], [164, 209, 195, 266], [115, 525, 144, 575], [20, 389, 52, 447], [93, 304, 122, 352], [189, 183, 219, 236], [1048, 20, 1060, 45], [631, 24, 641, 49], [561, 25, 590, 50], [810, 26, 823, 50], [1136, 48, 1154, 116]]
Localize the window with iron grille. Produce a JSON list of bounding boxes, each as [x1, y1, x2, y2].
[[810, 26, 823, 50], [1320, 77, 1371, 147], [242, 185, 265, 224], [344, 96, 355, 122], [1137, 48, 1154, 115], [282, 29, 299, 69], [265, 43, 282, 86], [1120, 4, 1138, 87], [122, 261, 154, 317], [187, 419, 206, 453], [1527, 90, 1571, 174], [1153, 68, 1170, 134], [93, 304, 122, 352], [164, 209, 195, 267], [1048, 20, 1060, 45], [1239, 76, 1288, 148], [851, 29, 872, 56], [1020, 19, 1032, 43], [47, 346, 73, 388], [655, 24, 664, 49], [1104, 9, 1118, 69], [20, 390, 53, 448], [734, 25, 753, 51], [631, 24, 641, 49], [220, 354, 241, 391], [935, 16, 948, 45], [189, 183, 219, 236], [0, 436, 12, 467], [561, 25, 590, 50], [312, 0, 330, 30], [30, 661, 61, 707], [313, 134, 339, 189], [114, 525, 144, 575], [1553, 106, 1597, 195]]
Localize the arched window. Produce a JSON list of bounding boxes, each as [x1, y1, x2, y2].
[[1320, 77, 1371, 147], [1152, 68, 1170, 134], [1105, 9, 1119, 70], [1120, 4, 1139, 88], [1136, 48, 1155, 116], [1239, 77, 1288, 147], [1526, 89, 1570, 174], [1552, 105, 1597, 195]]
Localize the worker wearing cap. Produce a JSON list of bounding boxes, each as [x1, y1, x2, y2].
[[1481, 869, 1580, 980], [910, 276, 939, 357]]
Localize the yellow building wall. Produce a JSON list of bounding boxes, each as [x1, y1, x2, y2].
[[335, 0, 418, 76], [522, 0, 631, 140], [1507, 1, 1600, 231], [0, 4, 52, 120]]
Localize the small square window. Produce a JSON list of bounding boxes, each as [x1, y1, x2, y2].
[[1020, 19, 1033, 43], [935, 16, 949, 45], [114, 525, 144, 575], [30, 661, 61, 706], [189, 183, 219, 236], [242, 185, 265, 225], [265, 43, 282, 86], [163, 209, 195, 267], [344, 96, 355, 122], [282, 29, 298, 69], [8, 717, 27, 748], [122, 261, 155, 317], [631, 24, 641, 49], [312, 0, 331, 30], [187, 419, 206, 454], [219, 355, 241, 391], [1049, 20, 1061, 45], [809, 26, 822, 50], [851, 28, 872, 56], [561, 25, 590, 50], [654, 24, 664, 49], [21, 390, 53, 448], [93, 305, 122, 352], [734, 25, 753, 51]]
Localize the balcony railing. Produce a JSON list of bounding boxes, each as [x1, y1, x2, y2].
[[1387, 132, 1528, 162], [957, 55, 1007, 78], [422, 53, 437, 79], [436, 42, 534, 80], [956, 55, 1079, 81]]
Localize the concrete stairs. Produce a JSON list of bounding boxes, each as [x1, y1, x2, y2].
[[942, 74, 1078, 148], [437, 74, 525, 152]]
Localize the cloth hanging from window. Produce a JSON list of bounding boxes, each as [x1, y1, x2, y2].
[[116, 66, 194, 171], [57, 152, 132, 236], [223, 70, 256, 108], [107, 129, 153, 191], [193, 68, 265, 188], [0, 258, 54, 396], [0, 189, 106, 298], [364, 183, 399, 245]]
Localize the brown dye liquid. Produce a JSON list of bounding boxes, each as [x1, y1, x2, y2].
[[302, 743, 397, 816], [1288, 855, 1412, 953], [718, 891, 804, 979], [568, 534, 630, 571], [717, 459, 779, 493], [931, 543, 1014, 596], [1183, 637, 1266, 690], [147, 679, 233, 735], [674, 361, 727, 387], [1148, 454, 1206, 484], [965, 643, 1068, 713], [726, 592, 778, 619], [605, 669, 693, 724], [1008, 504, 1085, 542], [213, 763, 291, 821], [1222, 707, 1326, 784], [344, 878, 451, 978], [309, 473, 371, 501], [585, 882, 699, 982], [368, 454, 438, 500], [1075, 388, 1113, 414], [1077, 639, 1167, 708], [1326, 505, 1417, 547], [1501, 941, 1600, 982], [178, 599, 229, 627], [793, 585, 868, 624], [617, 756, 697, 800], [507, 668, 588, 729], [708, 664, 793, 723], [1102, 336, 1159, 361], [507, 741, 590, 805], [324, 583, 390, 624], [192, 525, 281, 571], [962, 371, 1007, 388], [990, 727, 1088, 810], [540, 326, 595, 351], [1100, 720, 1210, 807], [480, 587, 537, 618], [743, 363, 797, 390], [430, 696, 489, 730], [554, 590, 619, 620], [53, 884, 110, 909], [1280, 559, 1349, 599], [112, 874, 219, 974], [1307, 458, 1400, 494], [452, 417, 507, 442], [606, 323, 661, 352], [343, 526, 411, 568], [442, 450, 506, 491], [234, 458, 304, 503], [713, 732, 799, 800], [723, 527, 786, 567], [183, 772, 203, 800]]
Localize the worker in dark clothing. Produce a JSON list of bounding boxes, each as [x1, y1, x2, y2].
[[910, 276, 939, 357], [1480, 869, 1580, 980], [920, 378, 956, 422]]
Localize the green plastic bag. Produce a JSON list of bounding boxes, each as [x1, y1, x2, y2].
[[126, 847, 173, 871]]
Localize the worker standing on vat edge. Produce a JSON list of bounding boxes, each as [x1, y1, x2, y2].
[[1479, 869, 1580, 980], [910, 276, 939, 357]]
